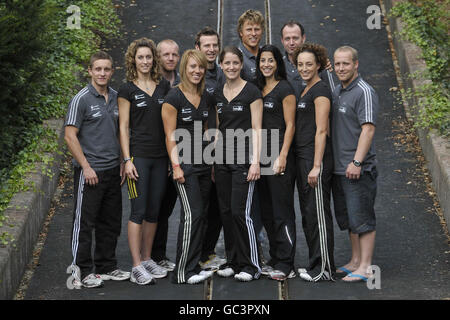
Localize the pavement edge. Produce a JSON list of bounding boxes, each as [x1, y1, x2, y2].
[[0, 119, 64, 299], [383, 0, 450, 234]]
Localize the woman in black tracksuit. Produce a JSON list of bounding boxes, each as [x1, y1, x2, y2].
[[294, 43, 336, 282], [214, 46, 263, 282], [255, 45, 297, 280], [161, 49, 215, 284]]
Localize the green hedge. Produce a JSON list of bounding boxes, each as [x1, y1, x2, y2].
[[0, 0, 121, 242], [390, 0, 449, 136]]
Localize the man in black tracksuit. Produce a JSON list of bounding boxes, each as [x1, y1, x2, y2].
[[194, 27, 226, 269], [151, 39, 181, 271]]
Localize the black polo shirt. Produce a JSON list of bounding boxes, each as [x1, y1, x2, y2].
[[205, 63, 225, 129], [118, 79, 171, 158], [173, 72, 181, 87], [295, 80, 332, 160], [205, 63, 225, 95], [283, 54, 304, 97], [215, 81, 262, 165], [262, 80, 295, 156]]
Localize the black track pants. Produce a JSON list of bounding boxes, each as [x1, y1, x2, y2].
[[200, 182, 222, 261], [171, 169, 212, 283], [215, 164, 261, 278], [296, 153, 336, 276], [71, 166, 122, 279], [259, 153, 296, 275]]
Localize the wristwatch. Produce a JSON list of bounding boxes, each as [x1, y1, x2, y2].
[[123, 157, 131, 164], [352, 159, 361, 167]]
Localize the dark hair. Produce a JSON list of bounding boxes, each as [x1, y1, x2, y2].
[[293, 42, 328, 73], [89, 51, 113, 68], [280, 20, 305, 38], [195, 26, 221, 49], [219, 46, 243, 63], [255, 44, 286, 90]]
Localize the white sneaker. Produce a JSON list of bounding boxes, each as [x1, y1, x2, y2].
[[142, 259, 168, 279], [157, 259, 176, 272], [288, 270, 297, 279], [269, 269, 296, 281], [187, 274, 205, 284], [234, 271, 253, 282], [299, 270, 331, 282], [261, 264, 274, 276], [298, 268, 307, 274], [130, 265, 154, 285], [200, 255, 227, 270], [73, 273, 103, 288], [199, 270, 214, 279], [100, 269, 131, 281], [217, 267, 235, 278]]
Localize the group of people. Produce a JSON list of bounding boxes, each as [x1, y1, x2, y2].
[[64, 9, 379, 289]]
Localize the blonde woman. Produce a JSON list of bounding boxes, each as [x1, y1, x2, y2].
[[118, 38, 170, 285], [161, 49, 215, 284]]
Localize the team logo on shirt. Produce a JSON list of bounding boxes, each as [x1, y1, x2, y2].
[[203, 111, 208, 117], [297, 102, 306, 109], [264, 102, 274, 109], [89, 105, 102, 118], [135, 94, 145, 100], [338, 105, 347, 113], [171, 125, 280, 176], [182, 116, 192, 122], [136, 101, 147, 108], [217, 102, 223, 114], [158, 99, 164, 104], [206, 87, 215, 94], [182, 107, 192, 114], [232, 105, 243, 112]]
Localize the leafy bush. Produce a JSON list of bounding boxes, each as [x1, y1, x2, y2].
[[0, 0, 121, 240], [390, 0, 449, 136], [0, 0, 53, 170]]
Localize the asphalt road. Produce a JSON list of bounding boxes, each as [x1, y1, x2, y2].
[[21, 0, 449, 303]]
